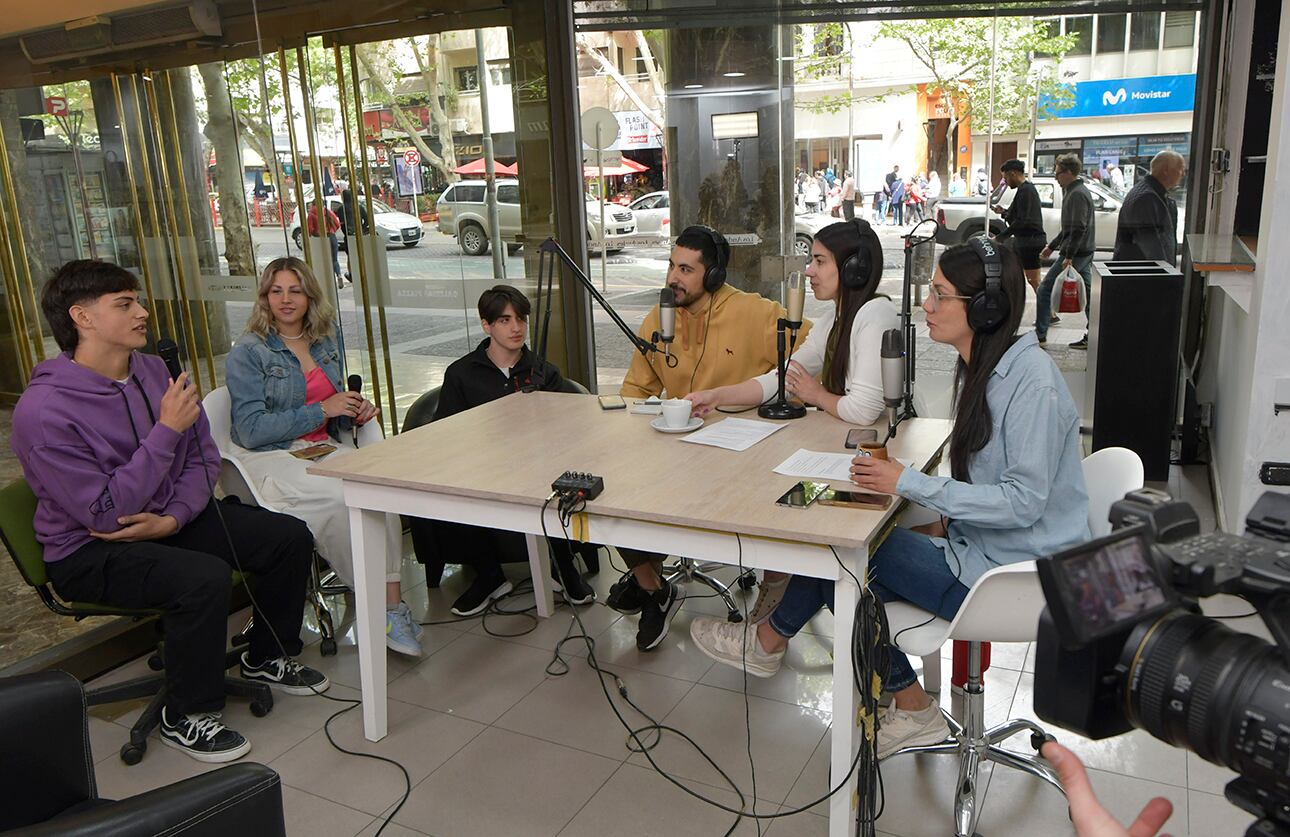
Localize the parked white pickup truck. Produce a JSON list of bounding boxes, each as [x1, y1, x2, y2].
[[934, 176, 1123, 252]]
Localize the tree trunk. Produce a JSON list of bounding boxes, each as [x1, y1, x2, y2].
[[357, 46, 453, 183], [576, 35, 662, 130], [197, 62, 256, 278], [411, 35, 459, 181]]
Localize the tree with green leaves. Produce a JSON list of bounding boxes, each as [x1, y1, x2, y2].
[[875, 17, 1077, 176], [357, 37, 459, 185]]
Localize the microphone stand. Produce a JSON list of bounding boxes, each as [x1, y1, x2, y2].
[[898, 218, 940, 423], [757, 319, 805, 420], [532, 237, 675, 375]]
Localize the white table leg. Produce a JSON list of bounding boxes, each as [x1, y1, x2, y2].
[[829, 554, 864, 837], [526, 532, 555, 618], [350, 506, 388, 741]]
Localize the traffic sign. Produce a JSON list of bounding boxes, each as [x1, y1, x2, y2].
[[403, 149, 421, 166], [44, 96, 68, 116]]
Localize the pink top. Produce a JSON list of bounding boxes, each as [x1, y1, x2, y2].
[[301, 366, 336, 442]]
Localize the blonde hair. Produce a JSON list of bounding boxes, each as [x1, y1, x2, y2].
[[245, 257, 335, 343]]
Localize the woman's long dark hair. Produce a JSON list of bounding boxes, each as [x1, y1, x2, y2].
[[938, 242, 1026, 481], [814, 220, 884, 395]]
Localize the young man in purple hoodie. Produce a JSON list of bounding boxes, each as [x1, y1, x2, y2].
[[11, 260, 329, 763]]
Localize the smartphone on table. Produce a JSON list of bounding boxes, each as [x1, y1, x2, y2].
[[775, 480, 829, 509], [845, 428, 879, 449], [598, 395, 626, 410], [818, 489, 892, 510]]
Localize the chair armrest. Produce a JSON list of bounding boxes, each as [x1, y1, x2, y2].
[[6, 764, 285, 837]]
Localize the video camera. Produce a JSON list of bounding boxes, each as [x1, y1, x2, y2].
[[1034, 488, 1290, 837]]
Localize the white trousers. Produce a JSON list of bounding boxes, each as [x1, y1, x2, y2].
[[233, 438, 403, 586]]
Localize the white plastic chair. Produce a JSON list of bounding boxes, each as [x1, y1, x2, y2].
[[203, 386, 383, 655], [884, 446, 1144, 837]]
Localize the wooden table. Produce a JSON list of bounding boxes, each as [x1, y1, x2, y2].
[[311, 392, 950, 837]]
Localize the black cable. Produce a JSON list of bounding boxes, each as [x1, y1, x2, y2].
[[890, 516, 965, 648], [735, 533, 762, 837], [190, 429, 411, 836], [539, 492, 878, 826]]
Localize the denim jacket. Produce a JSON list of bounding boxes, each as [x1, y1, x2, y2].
[[225, 330, 345, 451], [895, 332, 1092, 587]]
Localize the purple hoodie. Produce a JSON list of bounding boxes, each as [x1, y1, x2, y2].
[[11, 352, 220, 563]]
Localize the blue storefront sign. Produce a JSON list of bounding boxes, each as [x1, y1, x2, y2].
[[1047, 74, 1197, 119]]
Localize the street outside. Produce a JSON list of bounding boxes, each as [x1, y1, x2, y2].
[[215, 219, 1094, 416]]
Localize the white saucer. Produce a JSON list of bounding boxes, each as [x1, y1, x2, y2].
[[651, 416, 703, 434]]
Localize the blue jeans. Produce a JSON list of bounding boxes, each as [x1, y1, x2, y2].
[[874, 196, 887, 224], [328, 233, 342, 277], [768, 527, 970, 692], [1036, 252, 1093, 339]]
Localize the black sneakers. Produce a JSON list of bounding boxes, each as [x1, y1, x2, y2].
[[240, 653, 330, 696], [1070, 335, 1089, 350], [636, 581, 685, 651], [451, 569, 514, 617], [552, 556, 596, 606], [160, 707, 251, 763], [606, 571, 651, 615]]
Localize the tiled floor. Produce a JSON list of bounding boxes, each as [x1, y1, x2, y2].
[[82, 474, 1258, 837]]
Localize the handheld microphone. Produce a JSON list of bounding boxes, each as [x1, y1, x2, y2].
[[880, 329, 904, 440], [157, 337, 183, 382], [785, 271, 805, 335], [658, 288, 676, 359], [347, 374, 362, 447]]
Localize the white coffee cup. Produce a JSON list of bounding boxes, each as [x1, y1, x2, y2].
[[661, 398, 693, 429]]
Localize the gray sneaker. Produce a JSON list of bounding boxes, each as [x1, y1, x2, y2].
[[746, 573, 791, 624], [386, 606, 423, 657], [689, 615, 785, 678]]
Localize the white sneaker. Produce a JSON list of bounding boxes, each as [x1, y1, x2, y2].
[[689, 615, 785, 678], [386, 608, 423, 657], [877, 697, 951, 760]]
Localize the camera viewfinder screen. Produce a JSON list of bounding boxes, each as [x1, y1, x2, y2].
[[1055, 533, 1169, 643]]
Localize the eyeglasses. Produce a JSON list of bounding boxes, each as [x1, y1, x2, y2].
[[928, 284, 972, 312]]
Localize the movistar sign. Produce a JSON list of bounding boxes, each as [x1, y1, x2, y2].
[[1047, 74, 1196, 119]]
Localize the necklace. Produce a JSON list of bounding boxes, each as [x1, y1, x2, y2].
[[277, 328, 305, 340]]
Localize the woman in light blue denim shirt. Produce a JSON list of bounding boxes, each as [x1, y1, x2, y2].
[[691, 241, 1091, 758], [225, 257, 422, 657]]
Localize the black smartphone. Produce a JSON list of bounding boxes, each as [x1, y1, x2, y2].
[[818, 489, 892, 510], [598, 395, 626, 410], [845, 428, 879, 449], [774, 481, 828, 509]]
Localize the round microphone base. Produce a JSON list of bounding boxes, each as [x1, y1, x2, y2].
[[757, 400, 807, 421]]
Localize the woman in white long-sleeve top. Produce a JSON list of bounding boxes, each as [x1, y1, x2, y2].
[[688, 218, 898, 621]]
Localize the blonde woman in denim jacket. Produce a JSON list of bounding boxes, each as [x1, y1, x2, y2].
[[225, 257, 422, 657]]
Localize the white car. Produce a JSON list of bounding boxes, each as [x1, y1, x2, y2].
[[627, 190, 833, 255], [628, 191, 670, 239], [289, 191, 424, 251]]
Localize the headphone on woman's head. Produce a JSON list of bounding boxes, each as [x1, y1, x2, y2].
[[687, 225, 730, 293], [965, 235, 1009, 332], [839, 218, 877, 293]]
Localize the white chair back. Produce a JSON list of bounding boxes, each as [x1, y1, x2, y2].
[[1081, 446, 1146, 537], [202, 386, 269, 508], [890, 447, 1146, 656]]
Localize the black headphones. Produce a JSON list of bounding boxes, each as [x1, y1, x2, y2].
[[839, 218, 878, 293], [966, 234, 1009, 332], [685, 225, 730, 293]]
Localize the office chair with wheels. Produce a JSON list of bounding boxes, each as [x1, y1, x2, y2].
[[0, 479, 274, 766], [0, 671, 286, 836], [883, 446, 1145, 837], [202, 386, 383, 656]]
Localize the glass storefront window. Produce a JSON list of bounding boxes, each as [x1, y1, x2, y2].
[[1164, 12, 1198, 49], [1130, 13, 1163, 51], [1096, 14, 1127, 55], [1065, 16, 1093, 56]]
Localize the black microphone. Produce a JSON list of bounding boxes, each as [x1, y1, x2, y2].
[[880, 329, 904, 440], [347, 374, 362, 447], [658, 288, 676, 360], [157, 338, 183, 382]]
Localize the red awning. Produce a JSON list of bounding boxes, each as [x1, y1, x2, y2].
[[582, 158, 649, 178], [452, 158, 518, 176]]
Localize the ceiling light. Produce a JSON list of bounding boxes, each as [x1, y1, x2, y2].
[[723, 72, 746, 78], [684, 83, 703, 89]]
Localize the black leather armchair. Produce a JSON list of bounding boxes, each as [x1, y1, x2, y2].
[[0, 671, 286, 836]]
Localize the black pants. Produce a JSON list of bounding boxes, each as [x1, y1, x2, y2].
[[47, 499, 313, 715], [411, 519, 588, 579], [842, 199, 855, 220]]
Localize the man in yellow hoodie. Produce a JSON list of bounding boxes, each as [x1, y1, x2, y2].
[[613, 225, 813, 650]]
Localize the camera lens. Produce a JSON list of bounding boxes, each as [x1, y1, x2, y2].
[[1122, 611, 1290, 794]]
